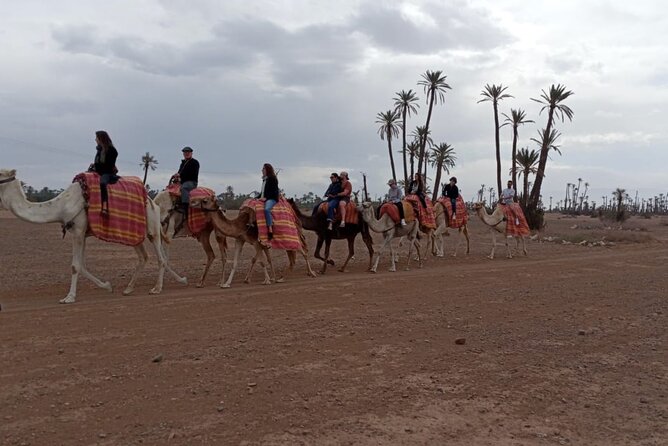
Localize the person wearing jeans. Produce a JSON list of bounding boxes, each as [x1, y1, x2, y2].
[[90, 130, 118, 217], [260, 163, 279, 239]]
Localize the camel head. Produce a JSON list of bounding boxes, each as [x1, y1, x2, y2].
[[0, 169, 17, 182], [189, 195, 218, 211], [472, 202, 485, 211]]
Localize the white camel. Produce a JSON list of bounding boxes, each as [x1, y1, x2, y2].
[[472, 202, 528, 259], [433, 201, 470, 257], [359, 202, 421, 272], [0, 169, 187, 303], [154, 190, 227, 288]]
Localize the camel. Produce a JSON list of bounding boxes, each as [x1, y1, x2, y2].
[[154, 190, 227, 288], [472, 202, 528, 259], [189, 195, 317, 288], [358, 202, 422, 272], [433, 201, 470, 257], [0, 169, 187, 303], [286, 198, 374, 274]]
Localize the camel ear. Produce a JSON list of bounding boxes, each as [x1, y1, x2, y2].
[[10, 169, 16, 176]]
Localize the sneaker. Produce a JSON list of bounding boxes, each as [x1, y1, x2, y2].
[[100, 208, 110, 218], [515, 218, 520, 225], [268, 231, 274, 240], [400, 219, 407, 226], [340, 222, 346, 228], [327, 222, 333, 230]]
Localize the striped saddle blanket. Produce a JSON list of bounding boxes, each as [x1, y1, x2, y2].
[[316, 201, 360, 225], [73, 172, 147, 246], [404, 194, 437, 229], [501, 203, 530, 237], [187, 187, 216, 237], [243, 197, 303, 251], [378, 201, 416, 225], [437, 196, 468, 228]]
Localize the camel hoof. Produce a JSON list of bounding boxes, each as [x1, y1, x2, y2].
[[369, 269, 377, 274], [276, 278, 285, 283], [178, 277, 188, 285], [487, 256, 494, 260], [101, 281, 113, 292], [123, 288, 134, 296], [148, 287, 161, 295], [59, 295, 76, 304], [337, 268, 346, 273], [389, 268, 397, 272], [196, 282, 204, 288], [326, 259, 335, 266], [220, 283, 231, 289], [262, 280, 272, 285]]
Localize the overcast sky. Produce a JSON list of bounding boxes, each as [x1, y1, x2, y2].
[[1, 0, 666, 205]]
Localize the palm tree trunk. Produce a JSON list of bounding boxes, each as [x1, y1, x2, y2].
[[386, 130, 397, 182], [417, 93, 435, 176], [528, 106, 555, 208], [511, 126, 518, 200], [401, 109, 408, 190], [493, 102, 502, 196], [523, 173, 529, 207], [142, 164, 149, 185], [432, 162, 443, 203]]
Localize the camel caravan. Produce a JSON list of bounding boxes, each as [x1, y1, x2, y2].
[[0, 135, 533, 304]]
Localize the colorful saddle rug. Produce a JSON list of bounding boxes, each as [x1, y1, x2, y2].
[[243, 197, 303, 251], [316, 200, 360, 225], [187, 187, 216, 237], [73, 172, 147, 246], [437, 196, 468, 228], [378, 201, 416, 225], [404, 194, 437, 229], [500, 203, 530, 237]]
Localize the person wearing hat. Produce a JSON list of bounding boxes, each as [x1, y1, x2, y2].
[[175, 146, 200, 213], [386, 178, 407, 226], [500, 179, 520, 225], [442, 176, 459, 217]]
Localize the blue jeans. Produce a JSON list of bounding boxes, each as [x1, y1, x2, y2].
[[264, 199, 277, 227], [451, 198, 457, 215], [180, 181, 197, 205], [100, 173, 114, 204], [327, 198, 341, 221]]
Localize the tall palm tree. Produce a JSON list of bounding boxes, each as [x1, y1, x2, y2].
[[429, 143, 456, 202], [515, 147, 539, 207], [501, 108, 533, 199], [140, 152, 159, 185], [613, 187, 626, 220], [405, 141, 420, 183], [527, 84, 574, 216], [478, 84, 513, 196], [416, 70, 451, 176], [393, 90, 420, 187], [376, 109, 403, 182]]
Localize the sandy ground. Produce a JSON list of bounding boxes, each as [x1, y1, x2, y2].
[[0, 209, 666, 445]]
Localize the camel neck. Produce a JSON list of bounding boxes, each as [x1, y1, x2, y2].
[[476, 205, 504, 227], [0, 180, 82, 224], [362, 207, 394, 232], [209, 210, 247, 238]]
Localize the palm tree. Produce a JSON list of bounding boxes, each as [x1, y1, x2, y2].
[[410, 126, 433, 179], [376, 109, 403, 182], [479, 84, 513, 195], [393, 90, 420, 187], [613, 187, 626, 221], [416, 70, 451, 176], [515, 147, 539, 207], [405, 142, 420, 183], [527, 84, 574, 224], [429, 143, 456, 202], [501, 108, 533, 199], [140, 152, 158, 185]]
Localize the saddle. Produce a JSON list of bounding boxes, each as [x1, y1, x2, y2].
[[316, 201, 360, 225], [378, 201, 416, 225]]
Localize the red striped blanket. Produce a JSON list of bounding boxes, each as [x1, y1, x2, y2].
[[243, 198, 303, 251], [316, 201, 360, 225], [437, 196, 468, 228], [73, 173, 147, 246], [187, 187, 216, 237], [405, 194, 436, 229], [378, 201, 416, 225], [501, 203, 530, 237]]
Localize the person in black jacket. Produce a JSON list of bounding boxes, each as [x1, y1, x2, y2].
[[260, 163, 279, 238], [175, 146, 200, 213], [90, 130, 118, 216], [442, 176, 459, 216]]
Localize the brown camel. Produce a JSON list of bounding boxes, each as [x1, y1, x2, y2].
[[286, 198, 374, 274], [154, 190, 228, 288], [472, 202, 528, 259], [433, 201, 471, 257], [189, 195, 317, 287]]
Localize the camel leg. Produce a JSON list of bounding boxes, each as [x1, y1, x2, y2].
[[221, 240, 244, 288], [302, 249, 317, 278], [214, 233, 228, 287], [123, 244, 149, 295], [196, 231, 216, 288], [463, 225, 471, 255], [320, 237, 330, 274], [361, 228, 374, 271], [61, 230, 112, 304], [263, 248, 276, 284], [522, 236, 528, 256], [245, 244, 270, 284], [338, 236, 355, 272], [370, 232, 393, 273], [488, 230, 497, 259], [314, 235, 330, 273], [505, 234, 513, 259]]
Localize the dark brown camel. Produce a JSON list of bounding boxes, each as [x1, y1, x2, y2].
[[287, 198, 374, 274]]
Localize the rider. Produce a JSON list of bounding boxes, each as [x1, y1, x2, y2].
[[174, 146, 200, 215], [500, 179, 520, 225], [442, 176, 459, 217], [90, 130, 118, 217], [260, 163, 279, 239], [386, 178, 407, 226], [336, 171, 352, 229]]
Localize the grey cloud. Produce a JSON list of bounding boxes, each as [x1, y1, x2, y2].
[[352, 0, 512, 54]]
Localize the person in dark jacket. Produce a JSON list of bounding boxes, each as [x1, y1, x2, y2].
[[442, 176, 459, 216], [260, 163, 279, 238], [314, 172, 341, 216], [175, 146, 200, 213], [90, 130, 118, 216], [407, 173, 427, 209]]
